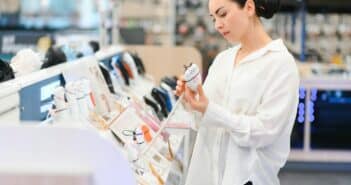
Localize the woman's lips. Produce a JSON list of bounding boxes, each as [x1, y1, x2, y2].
[[222, 31, 230, 36]]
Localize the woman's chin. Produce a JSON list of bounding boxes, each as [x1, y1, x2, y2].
[[227, 38, 239, 45], [222, 35, 239, 45]]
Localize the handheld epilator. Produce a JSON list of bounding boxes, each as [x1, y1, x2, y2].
[[184, 63, 201, 92]]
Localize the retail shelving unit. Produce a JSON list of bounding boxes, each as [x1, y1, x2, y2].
[[275, 0, 351, 62], [289, 75, 351, 164], [0, 44, 204, 185], [116, 0, 175, 46], [280, 1, 351, 165]]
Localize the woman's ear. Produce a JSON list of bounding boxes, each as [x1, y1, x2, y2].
[[244, 0, 256, 17]]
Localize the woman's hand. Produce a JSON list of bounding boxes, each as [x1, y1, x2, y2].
[[184, 85, 209, 114], [175, 77, 186, 96], [175, 77, 208, 114]]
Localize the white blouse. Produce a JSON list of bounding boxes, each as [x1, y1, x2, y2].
[[185, 39, 300, 185]]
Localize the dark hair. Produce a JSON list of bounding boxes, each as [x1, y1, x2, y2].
[[232, 0, 280, 19]]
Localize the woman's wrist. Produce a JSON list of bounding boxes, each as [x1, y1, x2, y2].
[[200, 99, 209, 114]]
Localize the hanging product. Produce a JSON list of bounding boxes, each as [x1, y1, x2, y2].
[[154, 87, 173, 113], [109, 59, 127, 89], [123, 129, 144, 145], [160, 82, 176, 107], [123, 52, 139, 79], [99, 62, 115, 93], [161, 77, 177, 90], [122, 61, 135, 80], [140, 63, 201, 157], [151, 88, 169, 117], [111, 55, 130, 86], [89, 41, 100, 53], [70, 79, 96, 119], [47, 86, 70, 122], [141, 125, 152, 143], [130, 53, 146, 75], [122, 124, 152, 146], [143, 94, 164, 120], [41, 46, 67, 69], [65, 82, 81, 122], [10, 49, 43, 77], [0, 59, 15, 83]]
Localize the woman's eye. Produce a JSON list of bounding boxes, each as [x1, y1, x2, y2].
[[219, 12, 227, 17]]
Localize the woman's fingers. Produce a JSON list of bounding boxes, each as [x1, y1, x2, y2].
[[197, 85, 203, 95], [184, 87, 197, 105], [175, 79, 185, 96], [183, 84, 209, 113]]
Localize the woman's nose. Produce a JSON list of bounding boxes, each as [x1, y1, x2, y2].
[[215, 20, 224, 31]]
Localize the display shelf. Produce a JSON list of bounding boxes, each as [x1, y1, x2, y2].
[[280, 0, 301, 12], [289, 150, 351, 163], [301, 76, 351, 90], [306, 0, 351, 14], [289, 75, 351, 163], [0, 45, 202, 184], [99, 123, 186, 185]]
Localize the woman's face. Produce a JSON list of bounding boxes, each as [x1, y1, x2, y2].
[[209, 0, 251, 43]]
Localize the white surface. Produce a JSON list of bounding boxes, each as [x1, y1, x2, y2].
[[289, 150, 351, 163], [95, 45, 124, 60], [0, 92, 19, 114], [0, 81, 20, 123], [0, 125, 136, 185], [0, 80, 21, 98], [301, 77, 351, 90]]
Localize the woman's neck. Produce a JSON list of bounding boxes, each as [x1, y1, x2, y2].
[[239, 19, 272, 54]]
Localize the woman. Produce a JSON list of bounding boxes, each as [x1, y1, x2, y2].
[[176, 0, 299, 185]]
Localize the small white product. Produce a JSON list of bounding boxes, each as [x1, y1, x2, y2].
[[123, 52, 139, 80], [75, 80, 93, 119], [65, 82, 81, 122], [53, 86, 66, 108], [125, 143, 139, 163], [161, 82, 176, 106], [134, 127, 145, 145], [81, 79, 95, 109], [52, 86, 70, 122], [111, 58, 127, 88], [184, 63, 201, 92], [10, 49, 43, 77]]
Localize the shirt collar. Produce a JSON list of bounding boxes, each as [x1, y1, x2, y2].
[[235, 39, 286, 65], [266, 39, 285, 52]]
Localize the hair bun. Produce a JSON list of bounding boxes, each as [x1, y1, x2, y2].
[[254, 0, 280, 19]]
